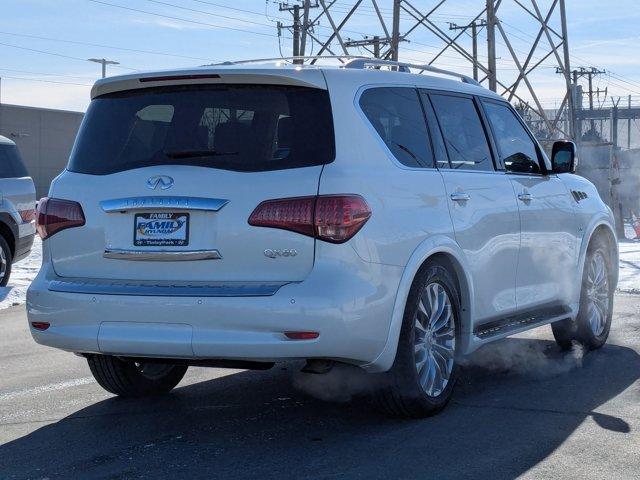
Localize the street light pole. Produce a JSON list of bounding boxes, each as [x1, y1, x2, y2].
[[87, 58, 120, 78]]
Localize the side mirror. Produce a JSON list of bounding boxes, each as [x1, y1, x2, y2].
[[551, 140, 577, 174]]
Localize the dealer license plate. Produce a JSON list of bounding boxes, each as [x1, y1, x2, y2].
[[134, 212, 189, 247]]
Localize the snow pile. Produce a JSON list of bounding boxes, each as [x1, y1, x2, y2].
[[0, 234, 640, 311], [0, 236, 42, 309]]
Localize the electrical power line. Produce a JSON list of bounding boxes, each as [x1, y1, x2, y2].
[[0, 75, 93, 87], [0, 41, 137, 71], [86, 0, 276, 37], [0, 31, 218, 62]]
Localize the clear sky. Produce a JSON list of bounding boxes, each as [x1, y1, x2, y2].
[[1, 0, 640, 112]]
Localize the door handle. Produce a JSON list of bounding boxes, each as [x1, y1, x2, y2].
[[450, 192, 471, 202], [518, 192, 533, 202]]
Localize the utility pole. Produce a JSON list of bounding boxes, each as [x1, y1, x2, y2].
[[486, 0, 497, 92], [278, 1, 318, 64], [345, 35, 385, 58], [628, 95, 632, 150], [390, 0, 401, 61], [571, 67, 607, 134], [87, 58, 119, 79], [449, 20, 487, 81]]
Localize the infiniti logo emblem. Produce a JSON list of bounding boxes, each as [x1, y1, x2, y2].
[[146, 175, 174, 190]]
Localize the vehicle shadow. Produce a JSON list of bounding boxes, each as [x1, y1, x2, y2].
[[1, 338, 638, 480]]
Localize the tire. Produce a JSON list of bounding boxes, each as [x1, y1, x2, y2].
[[375, 261, 460, 418], [552, 236, 614, 350], [87, 355, 188, 398], [0, 235, 13, 287]]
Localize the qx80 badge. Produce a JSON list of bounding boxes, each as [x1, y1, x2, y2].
[[264, 249, 298, 259]]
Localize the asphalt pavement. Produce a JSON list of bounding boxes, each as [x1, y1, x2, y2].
[[1, 295, 639, 479]]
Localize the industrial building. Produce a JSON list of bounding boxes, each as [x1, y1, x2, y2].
[[0, 104, 83, 198]]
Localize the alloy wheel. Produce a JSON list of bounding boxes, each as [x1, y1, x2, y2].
[[585, 251, 610, 337], [413, 282, 456, 397]]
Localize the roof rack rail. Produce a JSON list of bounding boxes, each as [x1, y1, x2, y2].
[[343, 58, 481, 86], [205, 55, 367, 67]]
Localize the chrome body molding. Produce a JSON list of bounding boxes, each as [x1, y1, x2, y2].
[[48, 278, 286, 297], [100, 196, 229, 213], [103, 249, 222, 261]]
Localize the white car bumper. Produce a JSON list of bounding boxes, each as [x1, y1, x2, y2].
[[27, 257, 404, 372]]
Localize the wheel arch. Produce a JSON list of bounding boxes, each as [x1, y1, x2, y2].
[[584, 221, 618, 288], [0, 214, 17, 258], [362, 236, 475, 373]]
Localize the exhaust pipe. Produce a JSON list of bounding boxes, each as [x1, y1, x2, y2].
[[300, 359, 335, 374]]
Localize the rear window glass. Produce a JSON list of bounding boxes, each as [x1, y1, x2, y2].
[[68, 84, 335, 174], [0, 144, 29, 178]]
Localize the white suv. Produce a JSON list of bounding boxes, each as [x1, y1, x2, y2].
[[27, 59, 618, 417]]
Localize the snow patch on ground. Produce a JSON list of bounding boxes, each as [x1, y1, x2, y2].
[[1, 232, 640, 311], [0, 237, 42, 309]]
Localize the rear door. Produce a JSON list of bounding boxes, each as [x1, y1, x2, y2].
[[481, 99, 577, 309], [48, 83, 335, 282], [422, 91, 521, 324]]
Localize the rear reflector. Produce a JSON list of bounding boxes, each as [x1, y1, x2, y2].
[[36, 197, 86, 240], [31, 322, 50, 331], [249, 195, 371, 244], [284, 331, 319, 340]]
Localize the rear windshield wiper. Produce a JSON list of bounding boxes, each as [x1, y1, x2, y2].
[[163, 149, 238, 159]]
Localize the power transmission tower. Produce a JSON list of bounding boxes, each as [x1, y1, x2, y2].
[[449, 20, 487, 81], [279, 1, 574, 141], [277, 1, 318, 63]]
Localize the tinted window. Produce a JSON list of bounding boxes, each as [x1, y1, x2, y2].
[[483, 101, 542, 174], [359, 87, 433, 168], [430, 94, 494, 171], [0, 144, 29, 178], [69, 85, 334, 175]]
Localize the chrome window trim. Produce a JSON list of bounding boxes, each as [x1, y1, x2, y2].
[[100, 196, 229, 213]]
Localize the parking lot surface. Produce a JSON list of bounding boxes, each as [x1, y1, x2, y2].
[[1, 296, 639, 479]]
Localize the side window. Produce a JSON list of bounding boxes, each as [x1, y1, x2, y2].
[[430, 94, 494, 171], [483, 101, 542, 174], [359, 87, 434, 168]]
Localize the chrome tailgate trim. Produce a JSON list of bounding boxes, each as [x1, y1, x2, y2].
[[100, 196, 229, 213]]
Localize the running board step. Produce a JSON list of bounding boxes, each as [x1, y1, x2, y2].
[[474, 305, 572, 339]]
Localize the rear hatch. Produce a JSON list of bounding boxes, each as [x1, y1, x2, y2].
[[48, 78, 335, 282]]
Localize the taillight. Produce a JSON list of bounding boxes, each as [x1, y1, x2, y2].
[[36, 197, 85, 240], [249, 194, 371, 244], [19, 209, 36, 223]]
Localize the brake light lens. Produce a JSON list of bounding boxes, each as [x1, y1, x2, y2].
[[249, 195, 371, 244], [19, 209, 36, 223], [36, 197, 85, 240]]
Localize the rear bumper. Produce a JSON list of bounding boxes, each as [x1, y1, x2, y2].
[[27, 254, 404, 372], [14, 232, 35, 263]]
